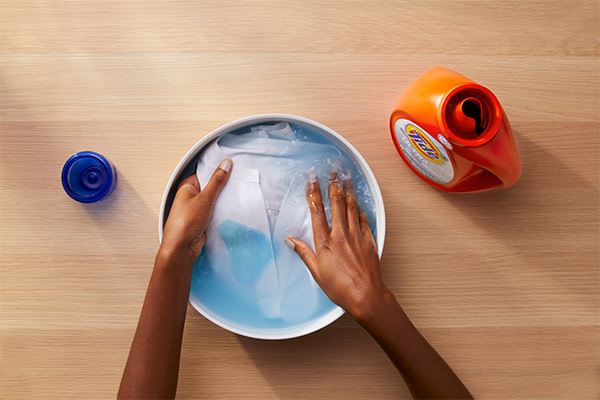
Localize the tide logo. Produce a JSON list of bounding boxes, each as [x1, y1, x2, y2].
[[406, 125, 444, 164]]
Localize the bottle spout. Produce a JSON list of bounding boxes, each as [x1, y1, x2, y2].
[[441, 83, 502, 147], [449, 97, 485, 139]]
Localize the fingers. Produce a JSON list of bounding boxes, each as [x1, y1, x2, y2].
[[307, 173, 329, 243], [199, 158, 233, 205], [309, 172, 365, 239], [343, 178, 361, 235], [285, 237, 319, 278], [189, 232, 207, 259], [176, 174, 201, 198], [329, 172, 347, 233], [359, 210, 371, 237]]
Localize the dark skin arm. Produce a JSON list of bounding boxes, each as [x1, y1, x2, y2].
[[118, 158, 232, 400], [286, 173, 473, 400]]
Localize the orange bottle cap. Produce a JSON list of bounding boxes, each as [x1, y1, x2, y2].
[[441, 84, 502, 147]]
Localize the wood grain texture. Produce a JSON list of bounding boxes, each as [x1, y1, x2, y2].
[[1, 1, 598, 399]]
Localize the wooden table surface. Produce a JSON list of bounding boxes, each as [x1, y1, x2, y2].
[[1, 1, 598, 399]]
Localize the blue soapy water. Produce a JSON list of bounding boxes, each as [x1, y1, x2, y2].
[[218, 219, 273, 286], [190, 121, 378, 335]]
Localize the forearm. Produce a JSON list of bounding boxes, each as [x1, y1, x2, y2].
[[354, 291, 472, 400], [118, 244, 195, 399]]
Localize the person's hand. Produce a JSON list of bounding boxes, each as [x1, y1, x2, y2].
[[161, 158, 232, 261], [286, 174, 474, 400], [286, 172, 390, 320]]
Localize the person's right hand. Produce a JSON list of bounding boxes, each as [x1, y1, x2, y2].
[[286, 172, 390, 320], [288, 173, 473, 400]]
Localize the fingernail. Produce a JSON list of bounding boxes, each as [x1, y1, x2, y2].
[[285, 237, 295, 249], [330, 171, 340, 183], [219, 158, 232, 172], [308, 172, 318, 183]]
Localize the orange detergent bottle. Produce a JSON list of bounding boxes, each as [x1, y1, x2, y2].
[[389, 67, 521, 192]]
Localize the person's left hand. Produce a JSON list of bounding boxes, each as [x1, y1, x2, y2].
[[161, 158, 232, 261]]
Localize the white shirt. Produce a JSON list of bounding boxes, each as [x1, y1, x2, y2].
[[195, 123, 343, 323]]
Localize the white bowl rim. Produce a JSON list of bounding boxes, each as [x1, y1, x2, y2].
[[158, 113, 386, 339]]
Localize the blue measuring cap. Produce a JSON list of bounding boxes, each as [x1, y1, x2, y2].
[[61, 151, 117, 203]]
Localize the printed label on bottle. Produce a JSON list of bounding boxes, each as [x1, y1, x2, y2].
[[394, 119, 454, 184]]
